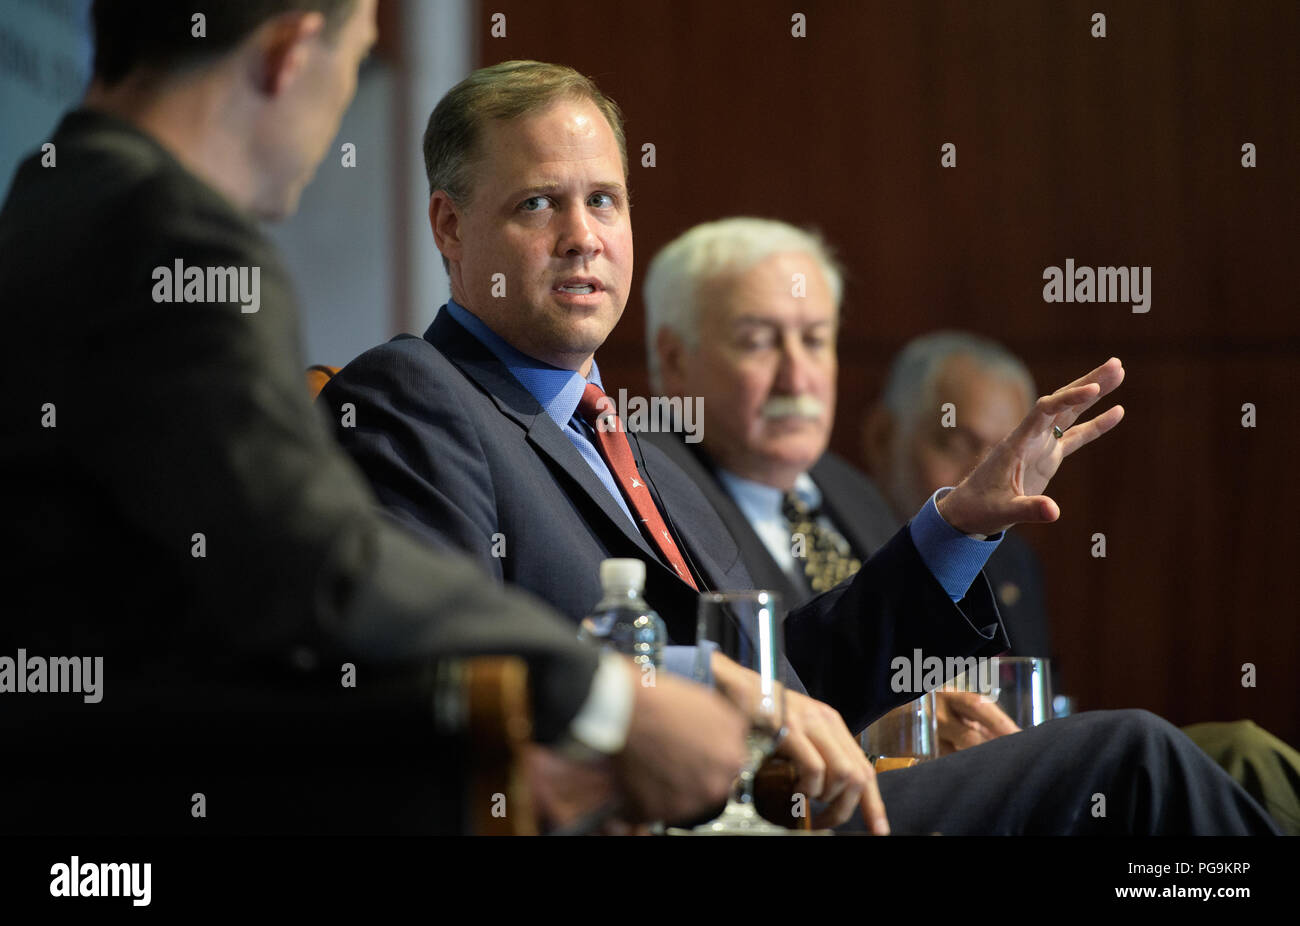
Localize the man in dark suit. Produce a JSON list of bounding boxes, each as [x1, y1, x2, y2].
[[323, 67, 1276, 832], [0, 1, 749, 835]]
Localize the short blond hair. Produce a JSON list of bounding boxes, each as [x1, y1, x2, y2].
[[423, 59, 627, 205]]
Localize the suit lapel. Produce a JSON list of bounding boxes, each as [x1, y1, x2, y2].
[[810, 455, 898, 559], [424, 311, 663, 566], [641, 433, 801, 605], [629, 431, 738, 592]]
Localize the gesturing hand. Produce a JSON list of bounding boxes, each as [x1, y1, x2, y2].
[[938, 357, 1125, 536]]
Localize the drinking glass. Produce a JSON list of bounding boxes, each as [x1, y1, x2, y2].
[[990, 656, 1053, 728], [860, 691, 939, 762], [691, 591, 788, 834]]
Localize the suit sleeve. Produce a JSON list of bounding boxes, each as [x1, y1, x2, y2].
[[783, 524, 1008, 734], [84, 191, 596, 741]]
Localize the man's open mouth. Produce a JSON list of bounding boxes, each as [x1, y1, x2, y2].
[[555, 278, 601, 296]]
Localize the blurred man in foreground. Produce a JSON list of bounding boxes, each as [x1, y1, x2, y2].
[[0, 0, 747, 835]]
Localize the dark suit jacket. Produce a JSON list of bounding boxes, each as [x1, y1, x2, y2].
[[322, 309, 1009, 732], [0, 110, 600, 834], [645, 433, 1053, 662]]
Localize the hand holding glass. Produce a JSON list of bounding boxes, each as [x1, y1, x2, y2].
[[690, 591, 788, 834]]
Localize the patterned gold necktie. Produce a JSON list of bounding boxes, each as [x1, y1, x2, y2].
[[782, 491, 862, 594]]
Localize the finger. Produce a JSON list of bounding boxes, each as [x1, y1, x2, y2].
[[948, 695, 1021, 737], [935, 694, 975, 740], [1060, 357, 1125, 395], [775, 729, 826, 800], [935, 716, 966, 742], [819, 707, 884, 830], [802, 713, 855, 806], [948, 718, 995, 751], [983, 494, 1061, 526], [1042, 383, 1103, 418], [1011, 385, 1101, 451], [980, 710, 1022, 738], [1049, 360, 1125, 428], [937, 702, 998, 752], [937, 691, 985, 719], [858, 767, 890, 836], [812, 778, 862, 830], [1059, 405, 1125, 457]]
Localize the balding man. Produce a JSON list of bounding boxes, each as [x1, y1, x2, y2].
[[0, 3, 747, 835]]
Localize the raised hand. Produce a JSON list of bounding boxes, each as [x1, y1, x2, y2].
[[938, 357, 1125, 536]]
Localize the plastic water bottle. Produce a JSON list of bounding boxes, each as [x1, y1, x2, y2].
[[578, 559, 667, 670]]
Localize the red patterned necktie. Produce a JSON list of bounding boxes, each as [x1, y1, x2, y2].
[[577, 383, 698, 590]]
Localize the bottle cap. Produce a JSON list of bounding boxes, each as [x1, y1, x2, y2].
[[600, 558, 645, 593]]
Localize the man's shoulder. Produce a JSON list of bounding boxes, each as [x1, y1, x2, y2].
[[324, 329, 478, 410], [335, 328, 453, 374], [10, 110, 257, 241], [1, 109, 279, 310]]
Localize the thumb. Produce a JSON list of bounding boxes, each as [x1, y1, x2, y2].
[[1005, 495, 1060, 526]]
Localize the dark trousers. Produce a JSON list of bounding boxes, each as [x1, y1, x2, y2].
[[864, 710, 1281, 835]]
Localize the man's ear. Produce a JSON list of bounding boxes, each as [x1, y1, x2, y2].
[[861, 403, 895, 478], [655, 327, 688, 396], [430, 191, 463, 264], [259, 11, 326, 96]]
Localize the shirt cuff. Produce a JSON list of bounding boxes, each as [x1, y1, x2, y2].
[[908, 487, 1003, 602], [662, 643, 718, 686], [564, 650, 635, 756]]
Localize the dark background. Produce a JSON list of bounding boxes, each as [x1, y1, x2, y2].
[[473, 0, 1299, 742]]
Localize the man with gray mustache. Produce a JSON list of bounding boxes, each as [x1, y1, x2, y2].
[[762, 395, 826, 422]]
